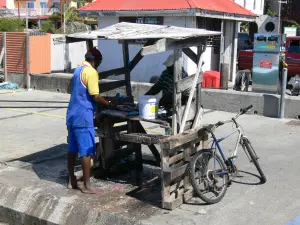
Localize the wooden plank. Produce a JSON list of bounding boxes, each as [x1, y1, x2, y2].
[[183, 189, 194, 202], [163, 163, 187, 185], [163, 196, 183, 211], [169, 180, 184, 193], [99, 67, 128, 79], [98, 118, 115, 170], [184, 145, 192, 191], [175, 74, 201, 94], [99, 80, 126, 93], [136, 121, 161, 165], [129, 40, 155, 71], [179, 102, 197, 123], [122, 41, 132, 97], [179, 45, 206, 133], [182, 48, 197, 64], [193, 45, 204, 129], [161, 127, 207, 150], [141, 37, 206, 56], [172, 49, 183, 135], [96, 124, 127, 137], [168, 152, 184, 165], [160, 142, 171, 210]]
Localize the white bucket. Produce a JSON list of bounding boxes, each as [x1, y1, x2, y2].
[[138, 95, 158, 120]]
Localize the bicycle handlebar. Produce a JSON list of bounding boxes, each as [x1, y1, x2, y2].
[[206, 105, 253, 131], [240, 105, 253, 115]]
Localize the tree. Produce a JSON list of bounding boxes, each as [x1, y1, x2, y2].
[[0, 19, 25, 32]]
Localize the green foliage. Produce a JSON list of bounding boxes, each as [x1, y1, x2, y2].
[[65, 7, 79, 22], [0, 18, 25, 32], [266, 9, 276, 17], [240, 22, 249, 33]]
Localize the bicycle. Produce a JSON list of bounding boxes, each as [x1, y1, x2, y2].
[[188, 105, 267, 204]]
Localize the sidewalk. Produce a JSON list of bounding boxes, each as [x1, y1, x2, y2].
[[1, 90, 300, 225]]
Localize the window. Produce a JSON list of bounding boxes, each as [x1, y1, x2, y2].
[[27, 2, 35, 8], [119, 17, 163, 25], [253, 0, 256, 10], [288, 40, 300, 54], [40, 2, 46, 8], [118, 17, 163, 44]]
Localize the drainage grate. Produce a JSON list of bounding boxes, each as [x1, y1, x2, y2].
[[286, 120, 300, 126]]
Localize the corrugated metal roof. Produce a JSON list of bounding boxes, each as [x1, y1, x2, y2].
[[79, 0, 255, 17], [66, 22, 221, 41]]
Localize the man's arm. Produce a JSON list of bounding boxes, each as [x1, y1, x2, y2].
[[91, 95, 109, 106], [145, 82, 162, 95]]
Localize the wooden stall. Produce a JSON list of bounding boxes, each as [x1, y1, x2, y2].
[[66, 22, 221, 210]]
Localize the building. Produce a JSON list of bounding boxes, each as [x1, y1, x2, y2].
[[79, 0, 256, 83], [233, 0, 265, 15]]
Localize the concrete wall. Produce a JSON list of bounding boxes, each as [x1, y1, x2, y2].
[[255, 15, 279, 34], [8, 72, 300, 119], [50, 34, 97, 72], [97, 16, 215, 82]]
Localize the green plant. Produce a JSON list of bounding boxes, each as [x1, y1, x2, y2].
[[266, 9, 276, 17], [0, 18, 25, 32]]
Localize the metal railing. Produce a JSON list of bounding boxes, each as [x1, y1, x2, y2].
[[11, 8, 59, 17]]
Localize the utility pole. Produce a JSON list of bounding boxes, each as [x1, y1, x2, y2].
[[278, 0, 288, 34]]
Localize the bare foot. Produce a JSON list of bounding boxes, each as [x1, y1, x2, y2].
[[67, 176, 83, 189], [79, 186, 104, 195]]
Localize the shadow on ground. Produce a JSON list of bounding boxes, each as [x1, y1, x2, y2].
[[6, 144, 162, 208]]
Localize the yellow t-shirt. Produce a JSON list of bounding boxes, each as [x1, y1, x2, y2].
[[80, 61, 99, 95]]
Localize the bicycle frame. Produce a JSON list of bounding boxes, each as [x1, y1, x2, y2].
[[210, 125, 243, 174]]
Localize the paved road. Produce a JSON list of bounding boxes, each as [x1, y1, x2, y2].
[[0, 90, 300, 225]]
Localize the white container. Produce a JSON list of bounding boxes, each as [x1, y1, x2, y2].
[[138, 95, 158, 120]]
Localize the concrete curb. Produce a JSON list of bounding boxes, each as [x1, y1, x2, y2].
[[0, 177, 143, 225], [7, 73, 300, 119]]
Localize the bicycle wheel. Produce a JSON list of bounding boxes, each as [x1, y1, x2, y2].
[[188, 149, 229, 204], [243, 138, 267, 183]]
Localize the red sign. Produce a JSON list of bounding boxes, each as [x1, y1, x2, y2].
[[260, 60, 272, 69]]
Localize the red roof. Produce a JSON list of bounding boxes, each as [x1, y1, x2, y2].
[[0, 0, 6, 8], [79, 0, 255, 17]]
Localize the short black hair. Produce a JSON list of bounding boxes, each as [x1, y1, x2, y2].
[[85, 52, 96, 61]]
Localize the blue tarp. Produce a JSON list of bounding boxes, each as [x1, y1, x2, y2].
[[0, 82, 19, 90]]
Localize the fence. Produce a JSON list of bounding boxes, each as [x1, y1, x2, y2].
[[29, 34, 51, 74]]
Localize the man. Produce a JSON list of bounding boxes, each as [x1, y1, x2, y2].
[[66, 47, 111, 194], [145, 54, 190, 109]]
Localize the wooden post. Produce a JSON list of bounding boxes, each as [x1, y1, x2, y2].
[[220, 63, 229, 90], [180, 45, 206, 133], [172, 50, 183, 135], [86, 40, 93, 51], [2, 32, 7, 82], [26, 32, 30, 89], [122, 41, 132, 97], [196, 45, 202, 110]]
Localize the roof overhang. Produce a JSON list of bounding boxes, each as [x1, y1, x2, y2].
[[79, 8, 256, 22]]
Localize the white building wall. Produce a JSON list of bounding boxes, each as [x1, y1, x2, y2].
[[51, 34, 97, 72], [97, 16, 215, 82], [233, 0, 265, 15]]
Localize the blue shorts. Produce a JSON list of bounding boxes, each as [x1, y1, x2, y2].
[[67, 127, 96, 157]]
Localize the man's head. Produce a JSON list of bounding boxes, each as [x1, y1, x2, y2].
[[85, 47, 102, 69]]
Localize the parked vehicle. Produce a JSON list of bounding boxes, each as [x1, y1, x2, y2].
[[236, 36, 300, 91], [237, 32, 252, 53]]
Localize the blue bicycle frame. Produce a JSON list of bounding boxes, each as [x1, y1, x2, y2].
[[209, 127, 243, 176]]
